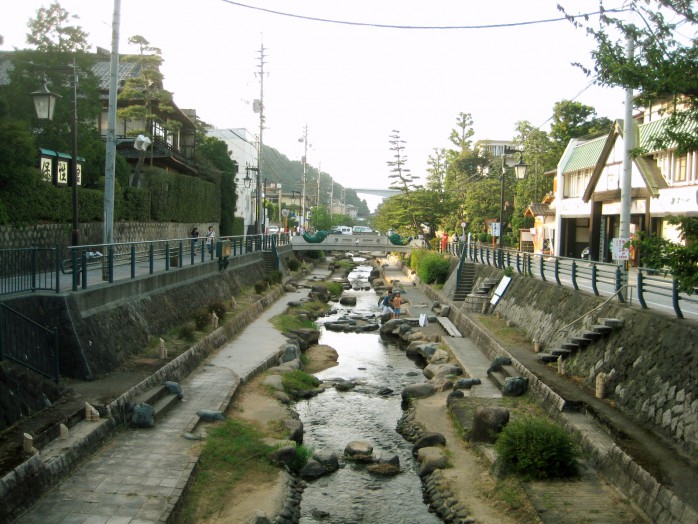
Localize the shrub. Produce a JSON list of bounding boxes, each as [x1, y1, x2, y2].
[[193, 309, 210, 331], [409, 248, 429, 271], [287, 257, 301, 271], [288, 444, 314, 473], [495, 417, 580, 479], [268, 270, 283, 284], [281, 369, 321, 394], [254, 280, 269, 294], [209, 301, 228, 319], [178, 321, 196, 341], [416, 252, 450, 284]]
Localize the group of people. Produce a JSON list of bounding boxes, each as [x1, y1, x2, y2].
[[190, 225, 216, 254], [379, 289, 403, 319]]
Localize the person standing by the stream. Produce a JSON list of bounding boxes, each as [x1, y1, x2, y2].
[[392, 291, 403, 318]]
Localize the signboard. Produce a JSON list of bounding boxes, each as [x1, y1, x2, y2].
[[612, 237, 630, 261], [281, 208, 289, 217], [490, 276, 512, 306], [40, 157, 53, 183], [490, 222, 501, 237]]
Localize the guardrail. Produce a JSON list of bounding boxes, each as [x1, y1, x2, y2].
[[454, 241, 697, 319], [0, 233, 290, 296]]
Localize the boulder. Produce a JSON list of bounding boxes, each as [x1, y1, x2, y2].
[[487, 356, 512, 373], [470, 407, 510, 443], [416, 447, 448, 477], [291, 328, 320, 346], [196, 409, 224, 422], [423, 363, 462, 380], [428, 378, 454, 392], [269, 445, 297, 468], [314, 450, 340, 472], [285, 418, 304, 444], [428, 348, 450, 365], [401, 383, 437, 400], [299, 458, 326, 479], [379, 318, 408, 335], [412, 432, 446, 453], [454, 378, 482, 390], [427, 313, 438, 323], [417, 343, 439, 360], [344, 440, 373, 456], [439, 305, 451, 317], [502, 376, 528, 397], [279, 344, 301, 364], [339, 295, 357, 306], [132, 403, 155, 428]]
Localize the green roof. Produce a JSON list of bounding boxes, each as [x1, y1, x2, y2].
[[562, 136, 606, 173], [639, 116, 697, 152]]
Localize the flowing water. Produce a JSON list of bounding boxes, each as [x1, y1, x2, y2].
[[295, 261, 441, 523]]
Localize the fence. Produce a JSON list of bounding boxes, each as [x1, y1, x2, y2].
[[0, 303, 59, 383], [0, 233, 290, 296], [448, 240, 698, 319]]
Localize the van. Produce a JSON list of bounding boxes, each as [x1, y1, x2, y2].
[[331, 226, 352, 235]]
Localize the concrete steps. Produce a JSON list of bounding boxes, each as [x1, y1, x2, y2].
[[538, 317, 624, 364], [452, 262, 475, 302], [129, 384, 181, 426]]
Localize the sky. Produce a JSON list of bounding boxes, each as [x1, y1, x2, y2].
[[1, 0, 630, 193]]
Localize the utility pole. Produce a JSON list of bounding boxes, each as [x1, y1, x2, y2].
[[254, 42, 267, 235], [619, 31, 635, 297], [341, 188, 346, 216], [103, 0, 120, 249], [329, 176, 333, 222], [300, 124, 308, 230], [316, 163, 322, 216]]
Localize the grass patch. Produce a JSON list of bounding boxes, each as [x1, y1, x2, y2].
[[311, 281, 343, 296], [281, 369, 321, 394], [493, 476, 528, 510], [477, 314, 531, 346], [334, 259, 355, 269], [177, 419, 278, 523], [270, 313, 317, 332]]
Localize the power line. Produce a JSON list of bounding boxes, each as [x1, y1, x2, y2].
[[219, 1, 629, 30]]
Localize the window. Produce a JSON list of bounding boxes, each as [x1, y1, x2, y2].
[[675, 155, 687, 183]]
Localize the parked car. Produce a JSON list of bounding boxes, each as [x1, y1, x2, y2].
[[581, 246, 590, 259], [352, 226, 373, 234], [267, 225, 280, 234], [331, 226, 352, 235]]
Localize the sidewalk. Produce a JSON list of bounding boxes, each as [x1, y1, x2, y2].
[[14, 269, 330, 523]]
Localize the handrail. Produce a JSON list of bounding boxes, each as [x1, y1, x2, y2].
[[556, 284, 635, 335]]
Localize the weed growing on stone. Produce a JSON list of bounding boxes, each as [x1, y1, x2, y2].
[[271, 313, 317, 332]]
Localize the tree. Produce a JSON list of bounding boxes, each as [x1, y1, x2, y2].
[[25, 2, 90, 53], [561, 1, 698, 153], [387, 130, 420, 232], [118, 35, 180, 185], [550, 100, 613, 154]]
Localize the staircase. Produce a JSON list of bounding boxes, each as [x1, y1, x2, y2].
[[453, 262, 475, 301], [461, 277, 500, 312], [262, 251, 277, 272], [538, 317, 624, 363]]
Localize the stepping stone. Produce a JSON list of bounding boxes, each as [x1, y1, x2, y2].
[[561, 342, 580, 351], [571, 337, 592, 347], [550, 348, 571, 358], [600, 318, 624, 328], [581, 331, 602, 341], [538, 353, 559, 363]]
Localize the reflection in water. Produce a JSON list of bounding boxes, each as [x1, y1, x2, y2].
[[295, 264, 441, 524]]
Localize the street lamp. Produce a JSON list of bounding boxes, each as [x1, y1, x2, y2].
[[498, 147, 528, 266], [244, 166, 260, 234], [31, 60, 80, 251]]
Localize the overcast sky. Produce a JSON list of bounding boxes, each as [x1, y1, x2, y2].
[[2, 1, 629, 192]]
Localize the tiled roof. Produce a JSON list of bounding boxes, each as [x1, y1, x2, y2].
[[639, 116, 697, 152], [561, 136, 606, 173], [525, 203, 554, 217]]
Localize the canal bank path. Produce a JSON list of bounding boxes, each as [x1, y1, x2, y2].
[[15, 267, 332, 524]]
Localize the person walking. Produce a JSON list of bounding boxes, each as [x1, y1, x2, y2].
[[205, 226, 216, 255]]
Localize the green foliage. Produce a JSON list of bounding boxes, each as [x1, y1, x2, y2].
[[232, 217, 245, 236], [287, 257, 301, 271], [254, 280, 269, 294], [193, 309, 211, 331], [178, 322, 196, 342], [495, 417, 579, 479], [142, 168, 220, 223], [288, 444, 314, 473], [503, 266, 514, 277], [416, 252, 450, 285], [313, 281, 342, 297], [267, 270, 283, 284], [209, 301, 228, 319], [281, 369, 321, 394], [409, 248, 429, 271]]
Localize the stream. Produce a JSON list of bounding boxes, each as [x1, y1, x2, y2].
[[295, 260, 441, 523]]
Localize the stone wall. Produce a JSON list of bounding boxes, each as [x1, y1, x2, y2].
[[442, 264, 698, 456]]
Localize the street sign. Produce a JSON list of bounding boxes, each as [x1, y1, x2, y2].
[[490, 223, 501, 237], [612, 237, 630, 261], [281, 208, 289, 217]]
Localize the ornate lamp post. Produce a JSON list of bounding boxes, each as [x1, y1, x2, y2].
[[31, 60, 80, 251], [498, 147, 528, 266]]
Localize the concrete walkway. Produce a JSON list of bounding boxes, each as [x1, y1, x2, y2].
[[14, 270, 329, 523]]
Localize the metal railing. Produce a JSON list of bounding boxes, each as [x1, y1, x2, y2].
[[0, 233, 290, 296], [0, 303, 59, 383], [454, 241, 698, 320]]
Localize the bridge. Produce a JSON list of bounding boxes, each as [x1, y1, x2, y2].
[[289, 233, 425, 252], [351, 188, 400, 198]]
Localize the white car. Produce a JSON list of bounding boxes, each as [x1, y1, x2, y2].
[[267, 225, 280, 234]]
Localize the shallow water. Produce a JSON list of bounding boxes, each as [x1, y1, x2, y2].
[[295, 262, 441, 524]]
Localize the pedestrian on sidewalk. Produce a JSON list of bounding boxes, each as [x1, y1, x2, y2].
[[206, 225, 216, 255]]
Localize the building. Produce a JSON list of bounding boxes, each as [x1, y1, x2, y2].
[[553, 96, 697, 262]]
